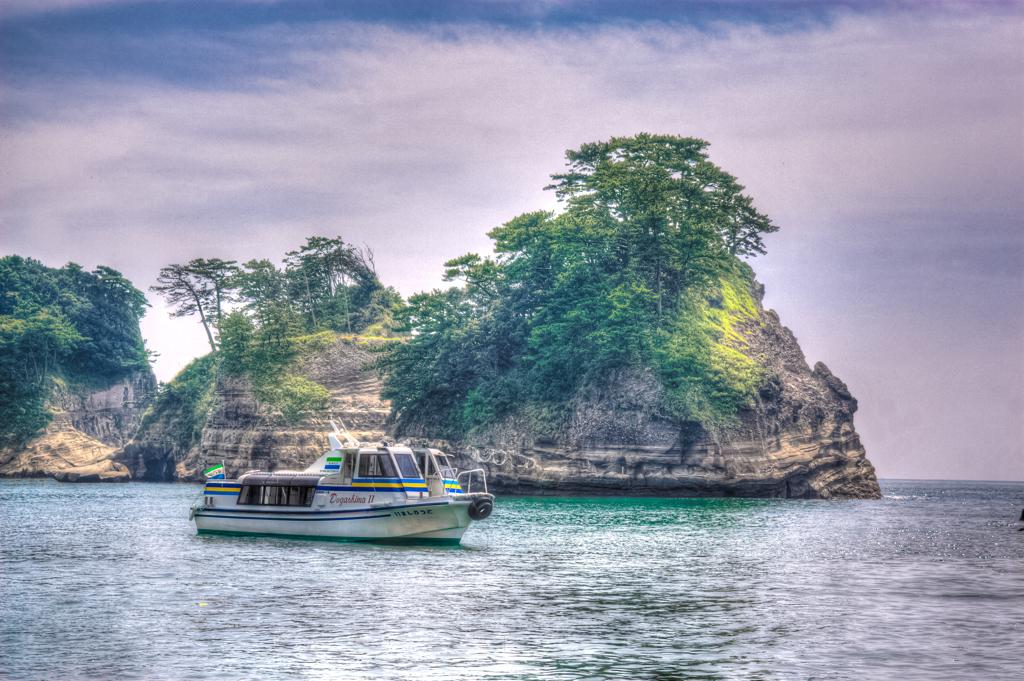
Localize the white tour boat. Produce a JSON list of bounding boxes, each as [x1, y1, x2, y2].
[[188, 424, 494, 544]]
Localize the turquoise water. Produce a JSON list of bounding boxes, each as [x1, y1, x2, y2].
[[2, 479, 1022, 680]]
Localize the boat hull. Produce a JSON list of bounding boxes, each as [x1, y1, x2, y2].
[[193, 500, 471, 543]]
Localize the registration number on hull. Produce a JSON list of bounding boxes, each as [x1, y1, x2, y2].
[[392, 509, 434, 517]]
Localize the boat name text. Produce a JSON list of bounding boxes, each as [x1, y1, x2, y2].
[[329, 493, 373, 505]]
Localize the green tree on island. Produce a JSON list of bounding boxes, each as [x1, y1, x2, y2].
[[371, 133, 777, 438], [147, 236, 403, 432], [150, 259, 239, 352], [0, 257, 151, 448]]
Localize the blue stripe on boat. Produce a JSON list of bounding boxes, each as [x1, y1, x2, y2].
[[209, 501, 452, 515], [317, 479, 429, 490], [196, 513, 393, 522]]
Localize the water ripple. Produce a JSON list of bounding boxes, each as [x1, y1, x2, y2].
[[2, 479, 1022, 680]]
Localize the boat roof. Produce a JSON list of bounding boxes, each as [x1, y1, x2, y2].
[[297, 444, 452, 475], [237, 472, 324, 486]]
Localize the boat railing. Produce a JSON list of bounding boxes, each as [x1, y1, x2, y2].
[[456, 469, 488, 494]]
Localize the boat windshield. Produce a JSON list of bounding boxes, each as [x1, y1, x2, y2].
[[358, 453, 399, 478], [394, 453, 420, 479], [416, 452, 435, 477], [435, 454, 456, 477]]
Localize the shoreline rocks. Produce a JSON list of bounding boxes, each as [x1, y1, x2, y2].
[[0, 416, 133, 483], [1, 417, 117, 477], [53, 460, 131, 483], [0, 370, 154, 483]]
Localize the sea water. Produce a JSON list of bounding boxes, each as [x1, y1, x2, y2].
[[1, 479, 1021, 680]]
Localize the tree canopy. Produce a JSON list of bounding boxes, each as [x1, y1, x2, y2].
[[372, 134, 777, 438], [149, 236, 403, 427], [152, 237, 401, 351], [150, 258, 239, 352], [0, 256, 151, 447]]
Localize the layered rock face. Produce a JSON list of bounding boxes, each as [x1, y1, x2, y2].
[[0, 370, 156, 481], [420, 280, 880, 500], [1, 416, 118, 478], [50, 370, 158, 447], [114, 283, 879, 499], [116, 401, 195, 482], [118, 339, 390, 481]]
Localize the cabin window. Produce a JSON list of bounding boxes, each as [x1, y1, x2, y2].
[[416, 453, 436, 476], [237, 485, 262, 505], [380, 454, 399, 477], [237, 483, 317, 506], [435, 454, 456, 477], [394, 453, 420, 478], [358, 453, 399, 478]]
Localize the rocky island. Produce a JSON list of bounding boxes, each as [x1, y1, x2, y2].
[[428, 272, 879, 499], [115, 271, 877, 500], [0, 370, 155, 482], [0, 258, 156, 483], [2, 135, 880, 499]]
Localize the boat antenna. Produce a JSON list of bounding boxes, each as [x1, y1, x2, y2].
[[330, 419, 359, 447]]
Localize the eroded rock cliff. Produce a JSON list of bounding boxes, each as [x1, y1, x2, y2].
[[115, 281, 878, 499], [409, 279, 880, 500], [51, 370, 157, 447], [0, 370, 155, 481], [117, 339, 390, 481]]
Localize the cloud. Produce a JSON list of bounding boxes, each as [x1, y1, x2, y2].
[[0, 0, 273, 20], [1, 8, 1021, 479]]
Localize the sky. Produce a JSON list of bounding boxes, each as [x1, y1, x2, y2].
[[1, 1, 1021, 481]]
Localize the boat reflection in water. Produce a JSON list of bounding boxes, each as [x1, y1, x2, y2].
[[189, 423, 494, 544]]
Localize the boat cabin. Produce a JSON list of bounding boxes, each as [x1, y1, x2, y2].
[[200, 447, 468, 511], [312, 447, 461, 498]]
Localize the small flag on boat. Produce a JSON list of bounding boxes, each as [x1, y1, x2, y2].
[[203, 464, 225, 480]]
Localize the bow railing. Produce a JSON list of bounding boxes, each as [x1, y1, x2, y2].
[[456, 469, 488, 495]]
